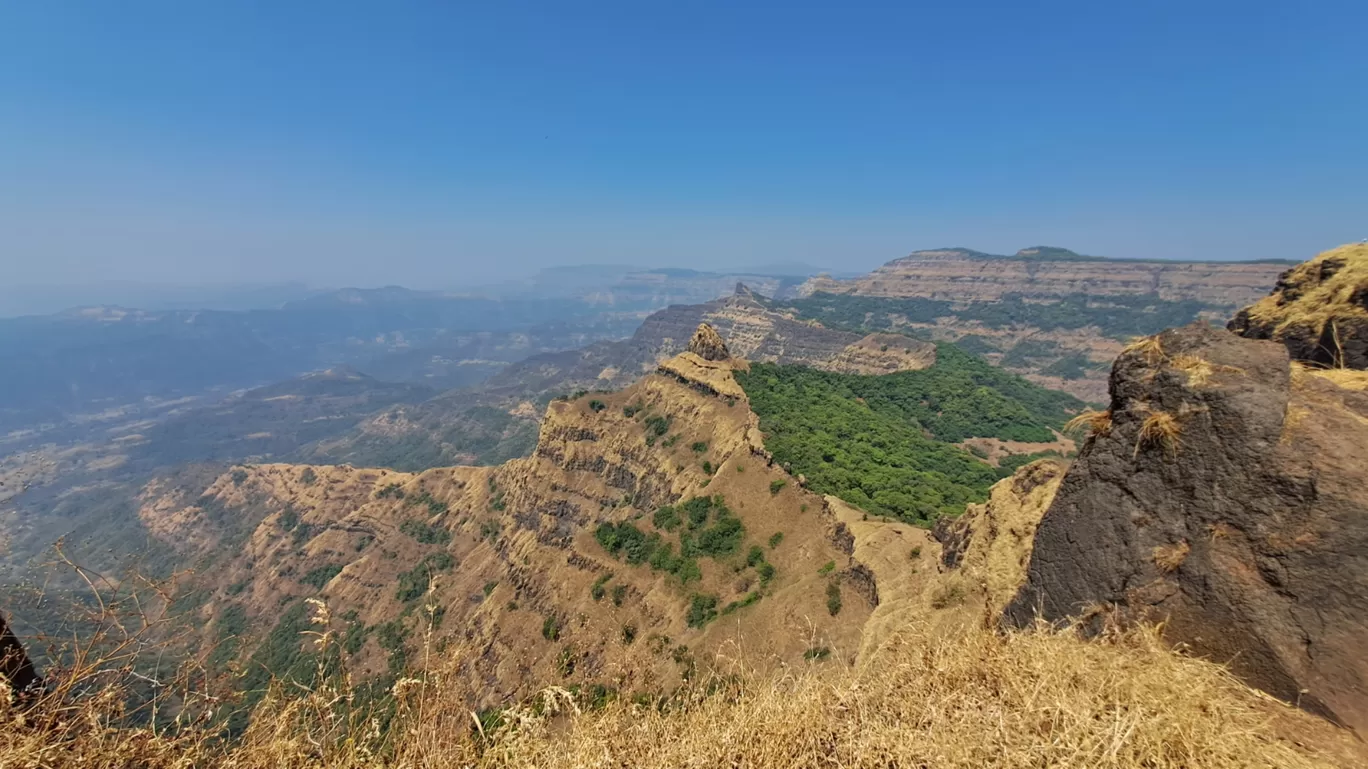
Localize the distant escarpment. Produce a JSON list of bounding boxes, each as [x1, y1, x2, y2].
[[486, 283, 938, 397], [803, 246, 1290, 306], [1006, 319, 1368, 731], [1228, 242, 1368, 370], [782, 248, 1290, 403]]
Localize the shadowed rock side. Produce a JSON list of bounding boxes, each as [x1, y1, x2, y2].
[[1229, 242, 1368, 370], [0, 612, 40, 699], [1004, 322, 1368, 733]]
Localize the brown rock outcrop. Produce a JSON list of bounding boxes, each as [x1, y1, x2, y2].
[[1005, 322, 1368, 733], [687, 323, 730, 361], [1229, 243, 1368, 370]]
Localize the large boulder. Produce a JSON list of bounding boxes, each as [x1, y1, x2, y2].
[[1228, 242, 1368, 370], [1005, 322, 1368, 733]]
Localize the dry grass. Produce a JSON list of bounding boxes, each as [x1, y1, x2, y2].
[[1064, 408, 1113, 437], [3, 616, 1354, 768], [1123, 335, 1167, 365], [1152, 540, 1192, 573], [1245, 243, 1368, 332], [1307, 366, 1368, 391], [1134, 407, 1184, 459]]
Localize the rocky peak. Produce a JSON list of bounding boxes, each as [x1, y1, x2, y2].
[[1228, 242, 1368, 370], [733, 282, 757, 300], [687, 322, 731, 361]]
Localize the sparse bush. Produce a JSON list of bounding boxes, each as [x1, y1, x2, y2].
[[588, 399, 607, 412], [691, 441, 708, 453], [930, 581, 968, 609], [299, 467, 317, 486], [396, 552, 456, 602], [768, 531, 784, 549], [826, 581, 843, 616], [652, 506, 681, 531], [620, 623, 637, 645], [909, 546, 922, 560], [746, 545, 766, 568], [375, 482, 406, 500], [645, 415, 671, 437], [769, 479, 786, 495], [542, 614, 562, 641], [278, 506, 299, 532], [300, 564, 342, 590], [591, 573, 612, 601], [804, 645, 831, 661], [611, 584, 628, 607], [686, 593, 719, 628], [819, 561, 835, 575], [399, 518, 451, 545], [230, 468, 249, 486]]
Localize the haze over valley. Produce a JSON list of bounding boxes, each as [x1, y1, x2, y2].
[[3, 3, 1367, 767]]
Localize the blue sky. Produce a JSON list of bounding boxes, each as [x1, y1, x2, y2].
[[2, 1, 1365, 289]]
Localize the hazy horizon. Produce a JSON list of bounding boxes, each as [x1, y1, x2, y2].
[[3, 2, 1365, 293]]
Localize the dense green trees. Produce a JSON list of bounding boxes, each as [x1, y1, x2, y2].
[[736, 348, 1081, 525]]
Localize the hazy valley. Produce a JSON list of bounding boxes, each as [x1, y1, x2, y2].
[[5, 244, 1368, 767]]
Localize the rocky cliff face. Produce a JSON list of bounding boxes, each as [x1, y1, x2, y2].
[[1004, 322, 1368, 732], [1229, 243, 1368, 370], [805, 247, 1289, 306]]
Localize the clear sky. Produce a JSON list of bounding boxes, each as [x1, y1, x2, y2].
[[2, 1, 1365, 289]]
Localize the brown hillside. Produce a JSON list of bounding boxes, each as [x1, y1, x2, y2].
[[143, 332, 874, 707]]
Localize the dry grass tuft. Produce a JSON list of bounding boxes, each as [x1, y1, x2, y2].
[[1064, 409, 1113, 437], [1307, 367, 1368, 391], [1134, 408, 1184, 459], [1123, 335, 1167, 365], [1152, 540, 1192, 573], [1172, 354, 1245, 389], [1245, 243, 1368, 333]]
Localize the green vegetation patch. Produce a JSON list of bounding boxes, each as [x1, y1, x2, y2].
[[399, 518, 452, 545], [300, 563, 343, 590], [736, 347, 1082, 524], [395, 552, 456, 602], [595, 495, 768, 622]]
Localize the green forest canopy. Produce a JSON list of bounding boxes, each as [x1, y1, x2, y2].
[[735, 344, 1081, 525]]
